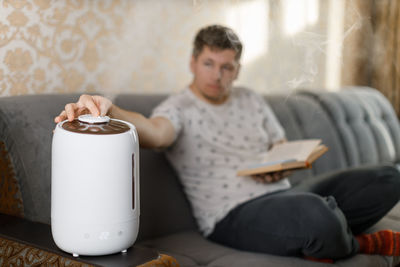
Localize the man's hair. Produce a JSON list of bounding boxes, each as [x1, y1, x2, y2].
[[192, 25, 243, 61]]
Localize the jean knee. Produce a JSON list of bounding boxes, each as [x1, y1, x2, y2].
[[296, 194, 345, 232], [298, 194, 354, 257], [377, 165, 400, 200], [300, 195, 342, 228]]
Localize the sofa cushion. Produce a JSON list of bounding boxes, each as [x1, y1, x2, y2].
[[386, 203, 400, 223], [138, 231, 236, 266], [136, 149, 197, 241], [208, 251, 394, 267], [138, 230, 399, 267], [368, 203, 400, 233]]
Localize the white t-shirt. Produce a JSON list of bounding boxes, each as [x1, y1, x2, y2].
[[151, 87, 291, 235]]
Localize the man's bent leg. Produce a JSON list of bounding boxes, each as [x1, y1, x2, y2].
[[298, 165, 400, 234], [208, 192, 359, 259]]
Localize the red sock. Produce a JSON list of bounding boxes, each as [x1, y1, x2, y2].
[[356, 230, 400, 256]]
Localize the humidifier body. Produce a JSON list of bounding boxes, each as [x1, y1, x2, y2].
[[51, 115, 140, 256]]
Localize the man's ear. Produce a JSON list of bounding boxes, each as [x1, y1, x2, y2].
[[190, 56, 196, 74]]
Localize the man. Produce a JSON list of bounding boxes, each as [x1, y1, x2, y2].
[[55, 25, 400, 261]]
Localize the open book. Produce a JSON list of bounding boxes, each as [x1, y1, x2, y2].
[[237, 139, 328, 176]]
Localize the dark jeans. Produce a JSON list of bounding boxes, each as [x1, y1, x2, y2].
[[208, 165, 400, 259]]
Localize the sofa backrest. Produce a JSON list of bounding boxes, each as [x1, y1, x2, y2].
[[115, 88, 400, 239], [299, 87, 400, 167], [0, 87, 398, 241], [114, 94, 198, 240], [264, 94, 348, 185]]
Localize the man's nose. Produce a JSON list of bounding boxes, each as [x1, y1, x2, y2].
[[212, 67, 222, 80]]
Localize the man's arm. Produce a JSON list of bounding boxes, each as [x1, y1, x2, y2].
[[108, 104, 175, 149], [54, 94, 176, 149]]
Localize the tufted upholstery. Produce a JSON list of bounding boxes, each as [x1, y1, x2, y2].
[[300, 87, 400, 167], [265, 94, 347, 185]]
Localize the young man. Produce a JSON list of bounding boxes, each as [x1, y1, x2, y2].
[[55, 25, 400, 261]]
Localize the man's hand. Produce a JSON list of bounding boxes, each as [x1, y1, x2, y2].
[[54, 95, 112, 123], [251, 170, 292, 183]]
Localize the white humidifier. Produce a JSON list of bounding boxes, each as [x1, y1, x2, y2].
[[51, 115, 140, 257]]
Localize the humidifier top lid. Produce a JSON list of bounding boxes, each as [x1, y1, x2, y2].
[[62, 115, 130, 135]]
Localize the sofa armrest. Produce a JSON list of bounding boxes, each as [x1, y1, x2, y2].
[[0, 141, 23, 217], [0, 94, 82, 223]]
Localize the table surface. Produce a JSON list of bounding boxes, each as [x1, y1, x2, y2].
[[0, 213, 159, 267]]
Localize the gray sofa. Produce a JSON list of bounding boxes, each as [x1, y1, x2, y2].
[[0, 86, 399, 266]]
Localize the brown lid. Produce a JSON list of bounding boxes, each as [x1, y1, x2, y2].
[[62, 115, 130, 135]]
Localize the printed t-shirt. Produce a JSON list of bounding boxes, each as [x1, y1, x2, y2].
[[150, 87, 291, 235]]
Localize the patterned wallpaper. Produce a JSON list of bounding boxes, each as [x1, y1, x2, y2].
[[0, 0, 342, 96], [0, 0, 136, 95]]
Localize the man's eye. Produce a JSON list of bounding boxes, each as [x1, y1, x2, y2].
[[204, 62, 212, 66], [223, 66, 233, 71]]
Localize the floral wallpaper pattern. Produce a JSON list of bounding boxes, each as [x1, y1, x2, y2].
[[0, 0, 338, 96], [0, 0, 135, 95]]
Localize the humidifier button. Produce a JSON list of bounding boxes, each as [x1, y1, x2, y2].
[[99, 231, 110, 240], [78, 115, 110, 124]]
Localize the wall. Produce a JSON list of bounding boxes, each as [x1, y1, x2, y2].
[[0, 0, 348, 96]]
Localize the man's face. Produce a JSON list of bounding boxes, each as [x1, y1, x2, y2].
[[190, 46, 240, 105]]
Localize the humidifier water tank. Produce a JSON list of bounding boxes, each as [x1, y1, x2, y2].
[[51, 115, 140, 257]]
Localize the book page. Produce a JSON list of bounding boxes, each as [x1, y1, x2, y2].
[[245, 158, 297, 169], [237, 140, 327, 176], [262, 139, 322, 162]]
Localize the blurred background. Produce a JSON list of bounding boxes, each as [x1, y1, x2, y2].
[[0, 0, 398, 114]]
